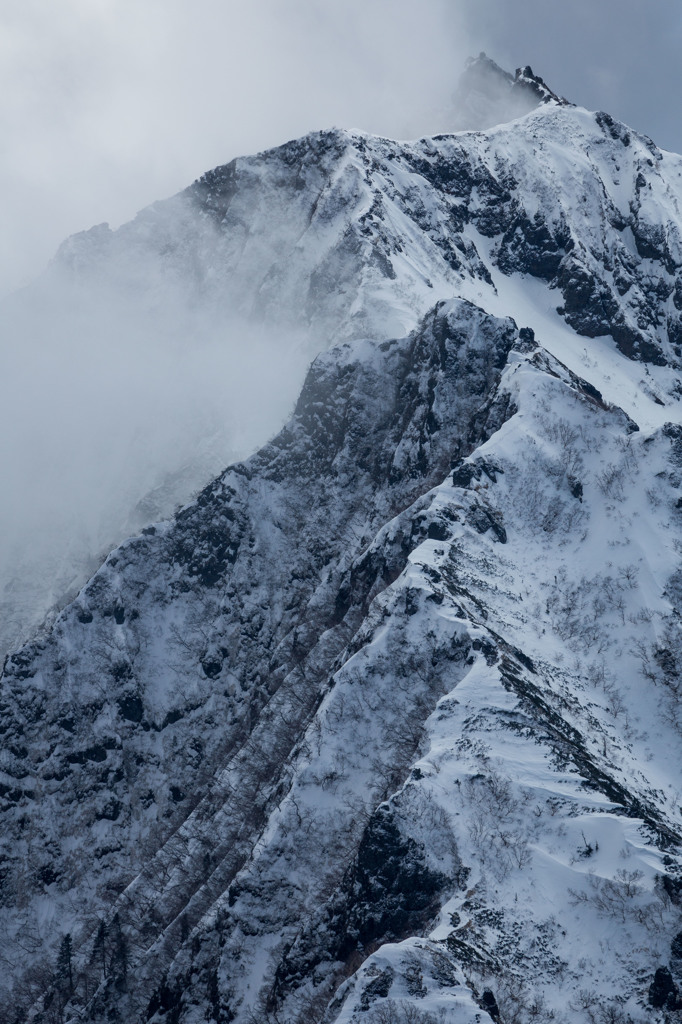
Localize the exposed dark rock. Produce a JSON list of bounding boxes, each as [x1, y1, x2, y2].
[[117, 695, 144, 723], [649, 966, 678, 1008], [345, 808, 452, 951], [466, 503, 507, 543], [570, 478, 583, 501], [360, 967, 395, 1009], [269, 804, 457, 1014], [481, 988, 501, 1020]]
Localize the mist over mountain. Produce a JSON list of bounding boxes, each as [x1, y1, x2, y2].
[[450, 53, 569, 130], [4, 57, 682, 1024], [0, 53, 583, 664]]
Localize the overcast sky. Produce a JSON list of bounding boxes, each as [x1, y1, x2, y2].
[[1, 0, 681, 297]]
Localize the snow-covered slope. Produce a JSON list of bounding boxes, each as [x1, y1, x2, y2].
[[49, 95, 682, 365], [4, 63, 682, 1024]]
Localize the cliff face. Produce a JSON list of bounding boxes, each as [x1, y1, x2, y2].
[[4, 68, 682, 1024]]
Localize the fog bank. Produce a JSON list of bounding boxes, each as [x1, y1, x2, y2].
[[0, 272, 314, 657]]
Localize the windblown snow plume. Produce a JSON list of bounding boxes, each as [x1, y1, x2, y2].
[[450, 52, 569, 130]]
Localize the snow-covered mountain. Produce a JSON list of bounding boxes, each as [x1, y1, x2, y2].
[[3, 55, 681, 665], [4, 59, 682, 1024], [49, 61, 682, 365]]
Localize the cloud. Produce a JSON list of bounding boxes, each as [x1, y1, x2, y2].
[[3, 0, 681, 296], [0, 0, 467, 296], [0, 268, 314, 655]]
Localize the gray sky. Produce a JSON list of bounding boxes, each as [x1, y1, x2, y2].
[[1, 0, 681, 297]]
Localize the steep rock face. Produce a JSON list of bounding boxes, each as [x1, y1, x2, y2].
[[168, 334, 682, 1024], [0, 299, 518, 1021], [7, 292, 682, 1024]]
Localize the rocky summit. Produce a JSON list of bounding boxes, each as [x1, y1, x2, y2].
[[4, 60, 682, 1024]]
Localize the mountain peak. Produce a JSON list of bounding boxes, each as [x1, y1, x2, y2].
[[451, 52, 570, 131], [514, 62, 568, 105]]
